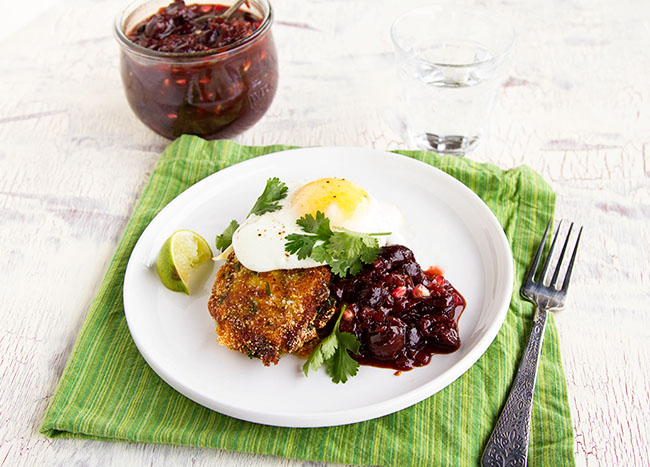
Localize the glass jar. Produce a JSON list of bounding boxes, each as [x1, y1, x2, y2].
[[114, 0, 278, 140]]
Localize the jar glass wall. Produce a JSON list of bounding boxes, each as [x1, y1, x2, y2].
[[114, 0, 278, 140]]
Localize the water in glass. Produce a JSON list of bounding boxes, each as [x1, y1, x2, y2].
[[396, 39, 500, 155]]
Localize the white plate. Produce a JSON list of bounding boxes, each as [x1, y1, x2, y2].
[[123, 147, 513, 427]]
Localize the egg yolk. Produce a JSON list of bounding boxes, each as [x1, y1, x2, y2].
[[291, 178, 370, 227]]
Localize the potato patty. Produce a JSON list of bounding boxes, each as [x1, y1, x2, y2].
[[207, 253, 335, 366]]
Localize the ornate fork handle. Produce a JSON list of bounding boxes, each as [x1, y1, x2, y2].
[[481, 307, 548, 467]]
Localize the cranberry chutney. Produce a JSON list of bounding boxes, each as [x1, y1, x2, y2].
[[332, 245, 465, 372], [115, 0, 277, 139]]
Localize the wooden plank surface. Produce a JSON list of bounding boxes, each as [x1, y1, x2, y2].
[[1, 0, 649, 465]]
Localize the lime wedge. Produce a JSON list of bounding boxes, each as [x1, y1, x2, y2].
[[155, 230, 213, 294]]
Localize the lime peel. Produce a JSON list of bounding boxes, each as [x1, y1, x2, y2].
[[155, 230, 213, 294]]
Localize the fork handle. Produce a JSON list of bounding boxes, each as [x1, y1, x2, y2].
[[481, 307, 548, 467]]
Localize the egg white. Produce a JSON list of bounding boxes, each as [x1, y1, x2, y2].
[[231, 181, 405, 272]]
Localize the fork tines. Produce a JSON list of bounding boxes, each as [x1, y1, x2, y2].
[[525, 219, 583, 292]]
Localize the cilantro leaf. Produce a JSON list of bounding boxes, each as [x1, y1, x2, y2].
[[284, 211, 390, 277], [296, 211, 333, 239], [285, 213, 334, 259], [360, 241, 381, 263], [248, 177, 288, 217], [334, 258, 364, 277], [285, 233, 319, 260], [310, 243, 333, 264], [302, 330, 338, 376], [327, 331, 361, 384], [215, 219, 240, 251], [302, 306, 361, 384], [327, 231, 361, 259]]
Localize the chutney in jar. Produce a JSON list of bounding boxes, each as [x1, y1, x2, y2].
[[115, 0, 278, 140]]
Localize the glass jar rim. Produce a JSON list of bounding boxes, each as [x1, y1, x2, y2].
[[114, 0, 273, 61]]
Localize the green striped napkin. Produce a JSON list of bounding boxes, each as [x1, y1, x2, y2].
[[40, 136, 575, 466]]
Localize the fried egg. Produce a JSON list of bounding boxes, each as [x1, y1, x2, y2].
[[231, 178, 404, 272]]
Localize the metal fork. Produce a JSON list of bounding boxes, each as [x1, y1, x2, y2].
[[481, 219, 583, 467]]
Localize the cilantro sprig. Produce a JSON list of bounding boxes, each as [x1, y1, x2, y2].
[[303, 306, 361, 384], [247, 177, 289, 217], [284, 211, 390, 277], [215, 178, 287, 251], [215, 219, 239, 251]]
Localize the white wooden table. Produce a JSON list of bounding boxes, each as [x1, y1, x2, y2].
[[1, 0, 648, 465]]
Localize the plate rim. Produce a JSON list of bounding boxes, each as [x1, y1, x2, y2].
[[123, 146, 514, 427]]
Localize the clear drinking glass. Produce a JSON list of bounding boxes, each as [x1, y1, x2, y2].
[[391, 6, 514, 155]]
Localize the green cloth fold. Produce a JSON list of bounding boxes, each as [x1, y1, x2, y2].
[[40, 136, 575, 466]]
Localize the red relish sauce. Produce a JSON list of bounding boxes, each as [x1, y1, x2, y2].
[[331, 245, 465, 372], [119, 0, 277, 140], [127, 1, 260, 53]]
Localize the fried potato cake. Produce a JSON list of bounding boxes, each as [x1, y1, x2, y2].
[[207, 253, 335, 366]]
